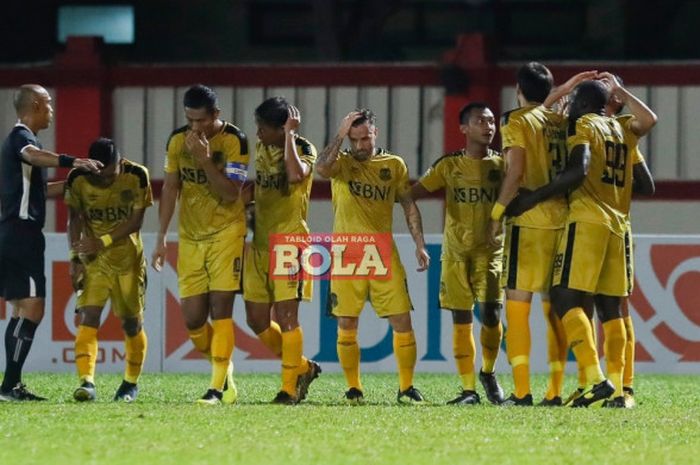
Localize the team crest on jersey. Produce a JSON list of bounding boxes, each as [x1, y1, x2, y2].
[[488, 170, 501, 183], [120, 190, 134, 203], [379, 168, 392, 181]]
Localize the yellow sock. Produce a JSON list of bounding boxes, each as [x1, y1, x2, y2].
[[480, 322, 502, 374], [562, 308, 605, 385], [623, 316, 635, 389], [337, 328, 362, 390], [210, 319, 234, 391], [124, 329, 147, 384], [393, 330, 417, 392], [505, 300, 531, 398], [453, 323, 476, 390], [543, 301, 568, 399], [603, 318, 626, 397], [259, 321, 309, 375], [576, 315, 595, 389], [188, 322, 213, 359], [75, 325, 98, 384], [281, 327, 304, 396]]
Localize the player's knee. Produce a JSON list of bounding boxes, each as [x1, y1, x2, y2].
[[121, 318, 142, 337], [388, 313, 413, 332], [481, 303, 501, 327], [246, 313, 269, 334], [78, 308, 101, 328], [452, 310, 473, 325]]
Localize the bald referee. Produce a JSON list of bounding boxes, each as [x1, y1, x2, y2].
[[0, 84, 101, 401]]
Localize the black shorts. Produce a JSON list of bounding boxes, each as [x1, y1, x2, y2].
[[0, 219, 46, 300]]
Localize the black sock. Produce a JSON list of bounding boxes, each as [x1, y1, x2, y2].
[[1, 318, 38, 392]]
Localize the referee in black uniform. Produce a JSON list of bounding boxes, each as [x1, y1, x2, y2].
[[0, 84, 101, 401]]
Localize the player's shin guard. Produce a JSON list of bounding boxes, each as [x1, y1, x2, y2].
[[188, 322, 213, 359], [124, 329, 147, 384], [543, 301, 568, 399], [480, 322, 502, 374], [453, 323, 476, 390], [258, 321, 310, 375], [562, 308, 605, 385], [505, 300, 532, 398], [337, 328, 362, 390], [603, 318, 626, 398], [75, 325, 98, 384], [281, 327, 303, 396], [623, 316, 635, 389], [393, 330, 417, 392], [210, 319, 234, 391]]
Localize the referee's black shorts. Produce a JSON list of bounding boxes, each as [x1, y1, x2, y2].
[[0, 219, 46, 300]]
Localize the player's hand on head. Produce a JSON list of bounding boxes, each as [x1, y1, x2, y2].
[[74, 158, 103, 173], [416, 247, 430, 272], [563, 70, 597, 92], [284, 105, 301, 133], [337, 111, 363, 138], [597, 72, 621, 91]]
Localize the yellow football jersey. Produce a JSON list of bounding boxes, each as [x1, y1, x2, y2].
[[330, 149, 410, 233], [253, 136, 317, 249], [165, 122, 249, 241], [64, 159, 153, 270], [500, 104, 568, 229], [419, 148, 504, 260], [567, 113, 632, 236]]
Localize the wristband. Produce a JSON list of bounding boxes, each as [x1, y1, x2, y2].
[[490, 202, 506, 221], [58, 154, 76, 168], [99, 234, 113, 247]]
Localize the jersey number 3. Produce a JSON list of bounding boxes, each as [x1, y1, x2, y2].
[[601, 141, 628, 187]]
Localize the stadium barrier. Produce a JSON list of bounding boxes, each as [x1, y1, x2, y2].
[[1, 233, 699, 374]]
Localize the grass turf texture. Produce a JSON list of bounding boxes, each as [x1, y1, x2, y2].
[[0, 373, 698, 465]]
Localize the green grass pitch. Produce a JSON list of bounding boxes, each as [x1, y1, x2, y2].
[[0, 372, 698, 465]]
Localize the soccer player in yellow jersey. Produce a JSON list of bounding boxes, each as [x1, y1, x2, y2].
[[602, 73, 656, 408], [411, 103, 505, 405], [66, 138, 152, 402], [508, 80, 639, 407], [243, 97, 321, 404], [317, 109, 430, 404], [488, 63, 569, 406], [151, 85, 248, 405]]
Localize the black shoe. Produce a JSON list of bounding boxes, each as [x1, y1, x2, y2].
[[500, 393, 533, 406], [571, 379, 615, 408], [478, 370, 505, 405], [113, 380, 139, 402], [447, 390, 480, 405], [296, 360, 322, 401], [537, 396, 563, 407], [344, 387, 365, 405], [272, 390, 298, 405], [0, 383, 47, 401], [73, 381, 97, 402], [196, 388, 223, 405], [602, 396, 626, 408], [397, 386, 426, 404]]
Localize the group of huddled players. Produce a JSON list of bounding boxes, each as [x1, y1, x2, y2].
[[0, 60, 654, 408]]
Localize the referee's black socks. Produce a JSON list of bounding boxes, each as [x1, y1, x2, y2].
[[2, 317, 38, 392]]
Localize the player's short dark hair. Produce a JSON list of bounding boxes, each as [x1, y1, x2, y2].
[[183, 84, 218, 114], [88, 137, 119, 167], [459, 102, 489, 124], [572, 80, 610, 112], [517, 62, 553, 103], [351, 109, 376, 127], [254, 96, 289, 128]]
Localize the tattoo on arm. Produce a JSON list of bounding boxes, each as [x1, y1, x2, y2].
[[400, 194, 425, 247], [317, 135, 344, 172]]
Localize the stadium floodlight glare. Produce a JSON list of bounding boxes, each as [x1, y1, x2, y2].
[[58, 5, 135, 44]]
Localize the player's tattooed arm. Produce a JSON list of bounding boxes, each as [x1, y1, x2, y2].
[[598, 72, 657, 137], [316, 111, 362, 178], [399, 192, 430, 272]]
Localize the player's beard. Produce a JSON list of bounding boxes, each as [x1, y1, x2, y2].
[[352, 149, 372, 161]]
